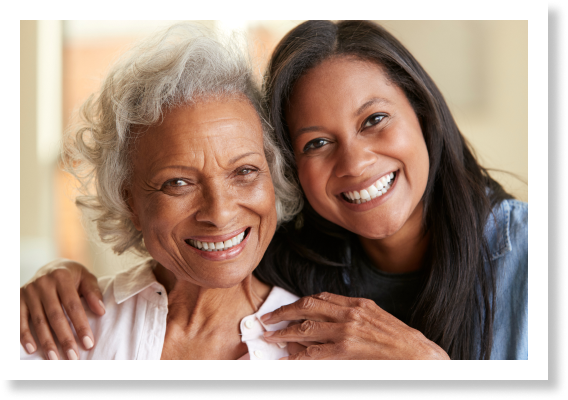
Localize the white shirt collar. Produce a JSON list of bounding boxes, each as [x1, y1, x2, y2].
[[113, 259, 159, 304], [112, 260, 300, 319], [255, 286, 300, 332]]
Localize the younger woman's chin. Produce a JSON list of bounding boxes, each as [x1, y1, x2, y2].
[[349, 222, 403, 241]]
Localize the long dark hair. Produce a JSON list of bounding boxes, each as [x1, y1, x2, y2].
[[254, 20, 513, 360]]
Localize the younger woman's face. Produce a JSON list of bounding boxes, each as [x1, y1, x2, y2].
[[286, 57, 429, 240]]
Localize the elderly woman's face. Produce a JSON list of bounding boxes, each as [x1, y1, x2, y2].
[[127, 98, 277, 288]]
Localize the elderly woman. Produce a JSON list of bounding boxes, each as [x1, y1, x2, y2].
[[20, 25, 303, 360]]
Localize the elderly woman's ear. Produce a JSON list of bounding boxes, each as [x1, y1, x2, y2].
[[123, 187, 142, 231]]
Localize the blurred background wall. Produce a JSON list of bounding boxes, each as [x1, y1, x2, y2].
[[20, 20, 528, 284]]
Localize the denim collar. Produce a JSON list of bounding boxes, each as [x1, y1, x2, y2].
[[484, 200, 512, 261]]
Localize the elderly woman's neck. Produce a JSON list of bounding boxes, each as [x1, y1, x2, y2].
[[153, 263, 271, 328]]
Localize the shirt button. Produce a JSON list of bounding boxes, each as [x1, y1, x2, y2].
[[244, 319, 254, 329], [254, 350, 263, 359]]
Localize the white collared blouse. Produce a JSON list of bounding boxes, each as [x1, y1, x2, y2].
[[20, 261, 299, 360]]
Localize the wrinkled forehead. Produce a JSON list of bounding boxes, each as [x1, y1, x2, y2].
[[130, 97, 266, 170]]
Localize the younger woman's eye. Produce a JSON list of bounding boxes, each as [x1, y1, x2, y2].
[[303, 138, 330, 153], [363, 113, 387, 129]]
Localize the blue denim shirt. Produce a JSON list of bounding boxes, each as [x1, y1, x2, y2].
[[348, 198, 528, 359], [483, 199, 528, 359]]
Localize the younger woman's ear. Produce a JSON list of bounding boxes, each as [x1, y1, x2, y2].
[[123, 188, 142, 231]]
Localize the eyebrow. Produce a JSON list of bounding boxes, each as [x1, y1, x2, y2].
[[292, 125, 326, 139], [149, 151, 260, 175], [355, 97, 392, 116], [228, 151, 261, 165], [292, 97, 393, 139]]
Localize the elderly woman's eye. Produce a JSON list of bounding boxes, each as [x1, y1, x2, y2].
[[163, 179, 189, 188], [303, 138, 329, 153], [363, 113, 387, 129], [236, 166, 258, 177]]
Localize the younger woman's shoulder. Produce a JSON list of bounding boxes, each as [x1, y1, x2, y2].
[[505, 199, 528, 243], [503, 199, 528, 220], [485, 199, 527, 261], [491, 198, 527, 224], [487, 199, 528, 360]]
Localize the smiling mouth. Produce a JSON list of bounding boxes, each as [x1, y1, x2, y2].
[[341, 171, 397, 204], [185, 228, 250, 252]]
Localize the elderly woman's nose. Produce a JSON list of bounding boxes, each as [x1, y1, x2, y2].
[[194, 184, 240, 227], [333, 140, 378, 178]]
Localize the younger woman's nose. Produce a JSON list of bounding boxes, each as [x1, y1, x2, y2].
[[333, 141, 378, 178]]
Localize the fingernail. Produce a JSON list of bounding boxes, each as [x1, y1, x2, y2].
[[280, 356, 289, 360], [98, 300, 106, 313], [264, 331, 275, 338], [48, 350, 58, 360], [67, 349, 78, 360], [82, 336, 94, 349], [260, 312, 272, 323], [25, 343, 35, 354]]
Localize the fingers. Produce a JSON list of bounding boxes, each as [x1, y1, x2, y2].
[[21, 285, 61, 360], [296, 340, 320, 348], [286, 341, 307, 356], [79, 269, 105, 316], [311, 292, 378, 310], [48, 267, 96, 352], [261, 293, 380, 325], [20, 291, 36, 355], [20, 259, 100, 360], [282, 343, 343, 360], [38, 285, 81, 360], [261, 295, 349, 325], [281, 321, 320, 347], [57, 280, 95, 351], [264, 320, 340, 343]]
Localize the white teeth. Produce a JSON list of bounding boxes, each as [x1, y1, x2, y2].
[[188, 231, 247, 251], [367, 185, 379, 197], [342, 172, 396, 204]]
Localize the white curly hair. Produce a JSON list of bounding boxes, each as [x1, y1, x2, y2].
[[64, 23, 303, 256]]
